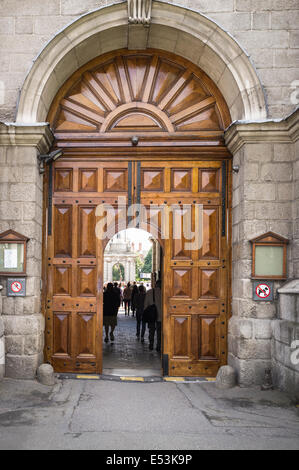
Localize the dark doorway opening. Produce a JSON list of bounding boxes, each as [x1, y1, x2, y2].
[[102, 229, 163, 377]]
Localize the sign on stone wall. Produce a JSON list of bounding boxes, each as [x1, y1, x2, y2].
[[7, 278, 26, 297], [252, 281, 273, 301]]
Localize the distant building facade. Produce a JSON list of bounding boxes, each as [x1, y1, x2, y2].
[[104, 231, 138, 283]]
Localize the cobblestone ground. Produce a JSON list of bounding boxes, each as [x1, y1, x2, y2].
[[102, 308, 161, 375]]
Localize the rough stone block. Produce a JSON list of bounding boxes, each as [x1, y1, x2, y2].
[[188, 0, 234, 12], [279, 294, 297, 321], [0, 0, 61, 16], [272, 319, 293, 344], [278, 183, 294, 201], [261, 163, 293, 182], [5, 335, 24, 355], [237, 338, 271, 360], [208, 12, 251, 31], [0, 336, 5, 365], [34, 15, 77, 36], [229, 353, 271, 386], [5, 352, 43, 379], [61, 0, 106, 16], [239, 319, 253, 339], [0, 17, 14, 34], [3, 314, 44, 336], [37, 363, 55, 386], [272, 10, 299, 30], [10, 183, 37, 202], [2, 297, 15, 316], [272, 358, 299, 401], [244, 183, 276, 201], [254, 319, 272, 339], [15, 17, 34, 34], [252, 12, 270, 30], [0, 316, 4, 337], [234, 30, 289, 50], [216, 365, 237, 389], [24, 334, 43, 355]]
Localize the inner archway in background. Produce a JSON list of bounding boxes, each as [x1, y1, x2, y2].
[[102, 228, 163, 377]]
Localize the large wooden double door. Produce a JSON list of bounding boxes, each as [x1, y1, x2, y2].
[[44, 49, 232, 376], [44, 156, 230, 376]]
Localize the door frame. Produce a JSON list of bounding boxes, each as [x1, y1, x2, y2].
[[42, 149, 232, 376]]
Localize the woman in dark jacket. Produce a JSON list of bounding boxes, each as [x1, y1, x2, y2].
[[134, 284, 146, 339], [131, 283, 139, 317], [103, 282, 119, 343]]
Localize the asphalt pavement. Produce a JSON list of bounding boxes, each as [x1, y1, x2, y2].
[[0, 376, 298, 450]]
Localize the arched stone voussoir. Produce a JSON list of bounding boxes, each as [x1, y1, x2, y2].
[[16, 1, 267, 124]]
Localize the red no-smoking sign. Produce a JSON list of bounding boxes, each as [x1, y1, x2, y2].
[[7, 278, 26, 296], [11, 281, 22, 293], [255, 283, 271, 299]]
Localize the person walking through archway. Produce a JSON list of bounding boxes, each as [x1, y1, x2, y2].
[[131, 282, 138, 317], [103, 282, 119, 343], [134, 284, 146, 339], [142, 279, 162, 351], [123, 282, 132, 315], [113, 282, 121, 313]]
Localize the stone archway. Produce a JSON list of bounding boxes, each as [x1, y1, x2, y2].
[[17, 2, 267, 125], [4, 1, 285, 384]]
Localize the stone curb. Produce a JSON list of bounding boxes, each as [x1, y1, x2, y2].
[[57, 373, 216, 384]]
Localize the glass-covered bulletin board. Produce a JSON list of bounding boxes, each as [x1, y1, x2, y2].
[[0, 230, 29, 275], [250, 232, 288, 280]]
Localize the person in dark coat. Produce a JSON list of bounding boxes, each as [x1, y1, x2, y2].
[[134, 284, 146, 339], [103, 282, 119, 343], [131, 282, 138, 317], [113, 282, 121, 313]]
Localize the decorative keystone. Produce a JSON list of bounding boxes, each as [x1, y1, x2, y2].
[[128, 0, 152, 25]]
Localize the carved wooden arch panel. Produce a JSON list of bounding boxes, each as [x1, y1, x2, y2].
[[48, 49, 231, 139]]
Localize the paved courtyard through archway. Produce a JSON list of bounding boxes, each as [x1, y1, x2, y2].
[[103, 308, 161, 377]]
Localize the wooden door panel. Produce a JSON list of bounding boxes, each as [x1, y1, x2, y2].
[[46, 159, 132, 374], [75, 312, 97, 358], [199, 269, 219, 299], [171, 169, 192, 192], [53, 312, 71, 357], [172, 268, 192, 298], [54, 205, 73, 257], [55, 168, 73, 192], [201, 207, 220, 259], [199, 316, 219, 359], [171, 315, 192, 359], [141, 168, 164, 191], [199, 169, 220, 193], [104, 169, 127, 192], [78, 266, 97, 297], [53, 266, 72, 296], [79, 169, 98, 192], [139, 158, 229, 377], [78, 206, 96, 257]]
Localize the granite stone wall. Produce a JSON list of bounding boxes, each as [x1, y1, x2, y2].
[[0, 126, 52, 378], [272, 281, 299, 401], [0, 287, 4, 380], [225, 113, 298, 386]]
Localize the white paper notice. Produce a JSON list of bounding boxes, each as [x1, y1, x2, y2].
[[4, 249, 18, 269]]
